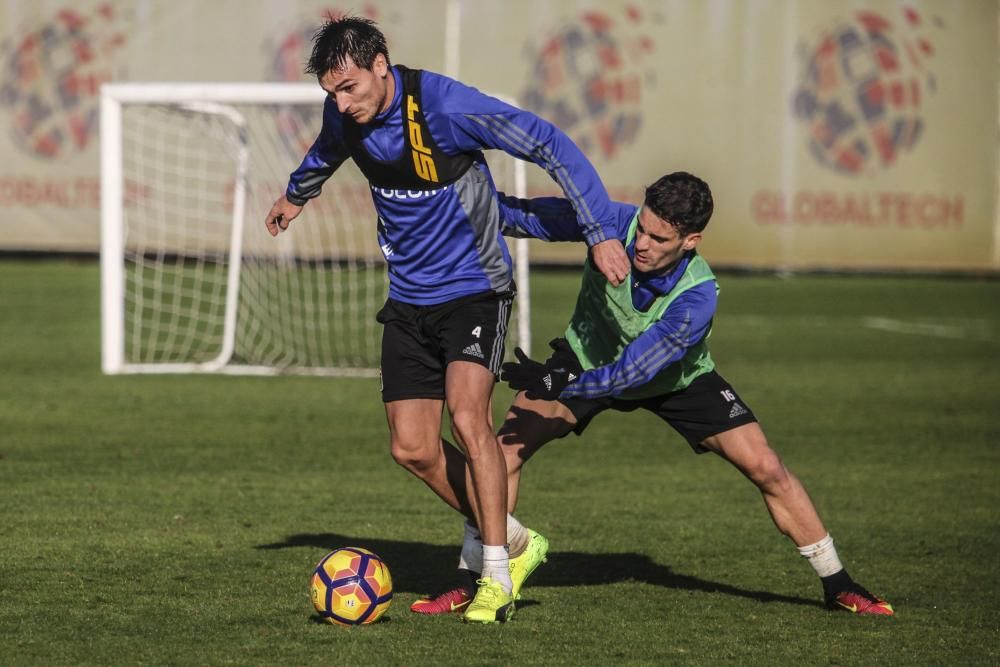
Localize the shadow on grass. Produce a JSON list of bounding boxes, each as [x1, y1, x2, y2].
[[309, 613, 396, 626], [257, 532, 823, 609]]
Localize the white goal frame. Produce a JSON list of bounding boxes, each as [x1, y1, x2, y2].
[[100, 82, 530, 376]]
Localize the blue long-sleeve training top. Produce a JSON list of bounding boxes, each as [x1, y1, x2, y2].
[[499, 195, 718, 399], [285, 66, 617, 306]]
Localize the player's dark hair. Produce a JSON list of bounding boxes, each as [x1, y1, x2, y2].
[[644, 172, 713, 236], [306, 16, 390, 77]]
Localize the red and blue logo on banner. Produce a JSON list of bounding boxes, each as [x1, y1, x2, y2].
[[0, 4, 127, 159], [521, 6, 656, 161], [791, 7, 939, 175]]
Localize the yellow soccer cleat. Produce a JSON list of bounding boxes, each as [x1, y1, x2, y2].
[[462, 578, 515, 624], [509, 529, 549, 599]]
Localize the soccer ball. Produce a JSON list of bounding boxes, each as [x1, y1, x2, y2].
[[310, 547, 393, 626]]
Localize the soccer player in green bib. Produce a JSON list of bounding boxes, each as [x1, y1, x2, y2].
[[411, 171, 894, 617]]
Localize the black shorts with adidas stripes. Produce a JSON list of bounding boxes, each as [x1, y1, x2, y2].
[[376, 289, 514, 403], [543, 339, 758, 453]]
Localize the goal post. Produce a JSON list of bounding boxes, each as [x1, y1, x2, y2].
[[100, 82, 530, 376]]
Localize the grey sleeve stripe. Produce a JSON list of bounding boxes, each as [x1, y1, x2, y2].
[[475, 115, 597, 227], [487, 116, 603, 240], [625, 317, 693, 378], [571, 317, 693, 394], [463, 114, 605, 242], [480, 115, 596, 227]]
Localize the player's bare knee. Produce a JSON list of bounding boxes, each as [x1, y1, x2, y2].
[[746, 450, 791, 493], [389, 436, 436, 476], [448, 410, 489, 450]]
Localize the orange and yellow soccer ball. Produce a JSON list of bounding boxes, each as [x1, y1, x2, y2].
[[310, 547, 393, 626]]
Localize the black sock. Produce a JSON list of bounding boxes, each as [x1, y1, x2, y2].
[[821, 568, 854, 598], [458, 568, 480, 596]]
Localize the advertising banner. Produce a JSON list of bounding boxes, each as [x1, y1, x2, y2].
[[0, 0, 996, 270]]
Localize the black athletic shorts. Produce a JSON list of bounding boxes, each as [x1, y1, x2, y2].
[[543, 338, 758, 453], [376, 289, 514, 402]]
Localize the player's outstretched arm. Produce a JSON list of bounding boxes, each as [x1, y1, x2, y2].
[[500, 347, 577, 401], [431, 75, 628, 283], [264, 195, 304, 237], [498, 195, 634, 283], [561, 285, 718, 399]]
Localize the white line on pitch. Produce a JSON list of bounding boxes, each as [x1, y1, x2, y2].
[[862, 317, 969, 340]]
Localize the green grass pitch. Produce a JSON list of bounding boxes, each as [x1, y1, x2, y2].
[[1, 259, 998, 665]]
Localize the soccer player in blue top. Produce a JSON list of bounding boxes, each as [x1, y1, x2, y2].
[[415, 171, 894, 617], [264, 16, 629, 623]]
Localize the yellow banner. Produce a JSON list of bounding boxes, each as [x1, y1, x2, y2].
[[0, 0, 996, 270]]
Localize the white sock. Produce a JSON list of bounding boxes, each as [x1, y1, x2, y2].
[[457, 520, 482, 573], [459, 515, 530, 566], [507, 514, 530, 558], [797, 533, 844, 578], [481, 544, 512, 593]]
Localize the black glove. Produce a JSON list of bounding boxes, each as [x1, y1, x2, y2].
[[500, 347, 578, 400]]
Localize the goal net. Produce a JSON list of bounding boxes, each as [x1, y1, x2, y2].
[[100, 83, 529, 376]]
